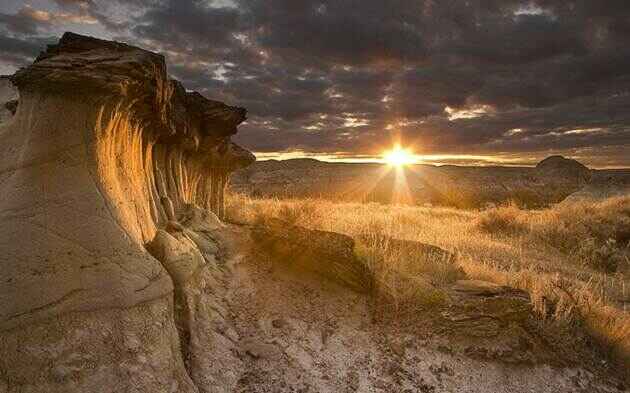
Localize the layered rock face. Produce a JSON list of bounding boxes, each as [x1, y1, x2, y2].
[[0, 33, 253, 392]]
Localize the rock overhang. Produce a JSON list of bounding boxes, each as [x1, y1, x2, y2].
[[10, 31, 254, 170], [0, 31, 254, 331]]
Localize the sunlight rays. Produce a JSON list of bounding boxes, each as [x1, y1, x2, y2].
[[337, 165, 391, 201], [390, 164, 414, 205], [380, 145, 415, 205], [383, 145, 415, 167]]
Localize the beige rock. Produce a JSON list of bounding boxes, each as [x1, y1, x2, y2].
[[0, 298, 199, 393], [0, 33, 253, 392], [179, 203, 225, 232], [146, 230, 205, 285]]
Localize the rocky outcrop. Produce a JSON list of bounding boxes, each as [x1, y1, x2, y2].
[[536, 155, 591, 177], [0, 32, 253, 392], [251, 218, 373, 292]]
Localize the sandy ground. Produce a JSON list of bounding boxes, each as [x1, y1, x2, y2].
[[213, 225, 623, 393]]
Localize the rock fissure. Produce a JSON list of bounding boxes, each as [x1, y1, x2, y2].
[[7, 288, 85, 321]]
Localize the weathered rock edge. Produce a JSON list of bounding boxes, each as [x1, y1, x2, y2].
[[0, 32, 254, 331], [0, 32, 256, 392]]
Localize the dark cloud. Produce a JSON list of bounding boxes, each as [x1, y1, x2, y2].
[[0, 35, 53, 68], [0, 0, 629, 166], [132, 0, 241, 55], [243, 0, 428, 66], [0, 6, 53, 35], [439, 13, 585, 64]]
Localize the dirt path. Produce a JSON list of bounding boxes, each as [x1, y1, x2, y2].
[[213, 225, 622, 393]]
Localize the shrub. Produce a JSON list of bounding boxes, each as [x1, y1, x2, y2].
[[476, 196, 630, 273], [475, 202, 529, 235], [354, 239, 448, 309], [577, 238, 626, 273]]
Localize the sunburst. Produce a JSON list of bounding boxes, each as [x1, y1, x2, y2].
[[383, 145, 415, 167]]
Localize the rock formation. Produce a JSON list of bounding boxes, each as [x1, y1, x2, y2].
[[535, 155, 591, 176], [251, 218, 373, 292], [0, 32, 253, 392]]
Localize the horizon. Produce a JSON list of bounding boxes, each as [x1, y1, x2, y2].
[[252, 152, 630, 170]]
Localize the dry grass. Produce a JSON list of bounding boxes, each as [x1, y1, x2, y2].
[[476, 196, 630, 273], [226, 193, 630, 366]]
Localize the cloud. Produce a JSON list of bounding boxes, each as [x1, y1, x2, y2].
[[0, 6, 54, 35], [242, 0, 428, 67], [0, 0, 629, 166], [132, 0, 241, 53], [0, 35, 54, 68], [0, 5, 102, 36]]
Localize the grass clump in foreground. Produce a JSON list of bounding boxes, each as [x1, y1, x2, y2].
[[226, 193, 630, 370]]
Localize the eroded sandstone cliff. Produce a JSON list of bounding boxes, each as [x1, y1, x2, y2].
[[0, 32, 253, 392]]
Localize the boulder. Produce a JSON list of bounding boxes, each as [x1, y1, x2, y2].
[[146, 230, 206, 286], [251, 218, 373, 293], [179, 203, 225, 233]]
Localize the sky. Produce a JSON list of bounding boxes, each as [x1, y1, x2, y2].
[[1, 0, 629, 168]]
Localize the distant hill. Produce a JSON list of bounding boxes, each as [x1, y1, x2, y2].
[[230, 156, 630, 208]]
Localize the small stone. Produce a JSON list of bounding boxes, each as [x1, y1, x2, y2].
[[242, 341, 277, 359], [272, 318, 286, 329]]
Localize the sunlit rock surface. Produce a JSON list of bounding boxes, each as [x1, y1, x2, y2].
[[0, 32, 253, 392], [251, 218, 373, 292]]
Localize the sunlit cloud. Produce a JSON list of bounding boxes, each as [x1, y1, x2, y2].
[[303, 123, 325, 131], [444, 105, 495, 121], [325, 88, 344, 99], [342, 114, 369, 128], [564, 127, 606, 135], [504, 128, 524, 136], [513, 3, 554, 18]]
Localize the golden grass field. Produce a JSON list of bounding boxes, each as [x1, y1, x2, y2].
[[227, 193, 630, 367]]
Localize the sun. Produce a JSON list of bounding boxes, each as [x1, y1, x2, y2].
[[383, 145, 415, 167]]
